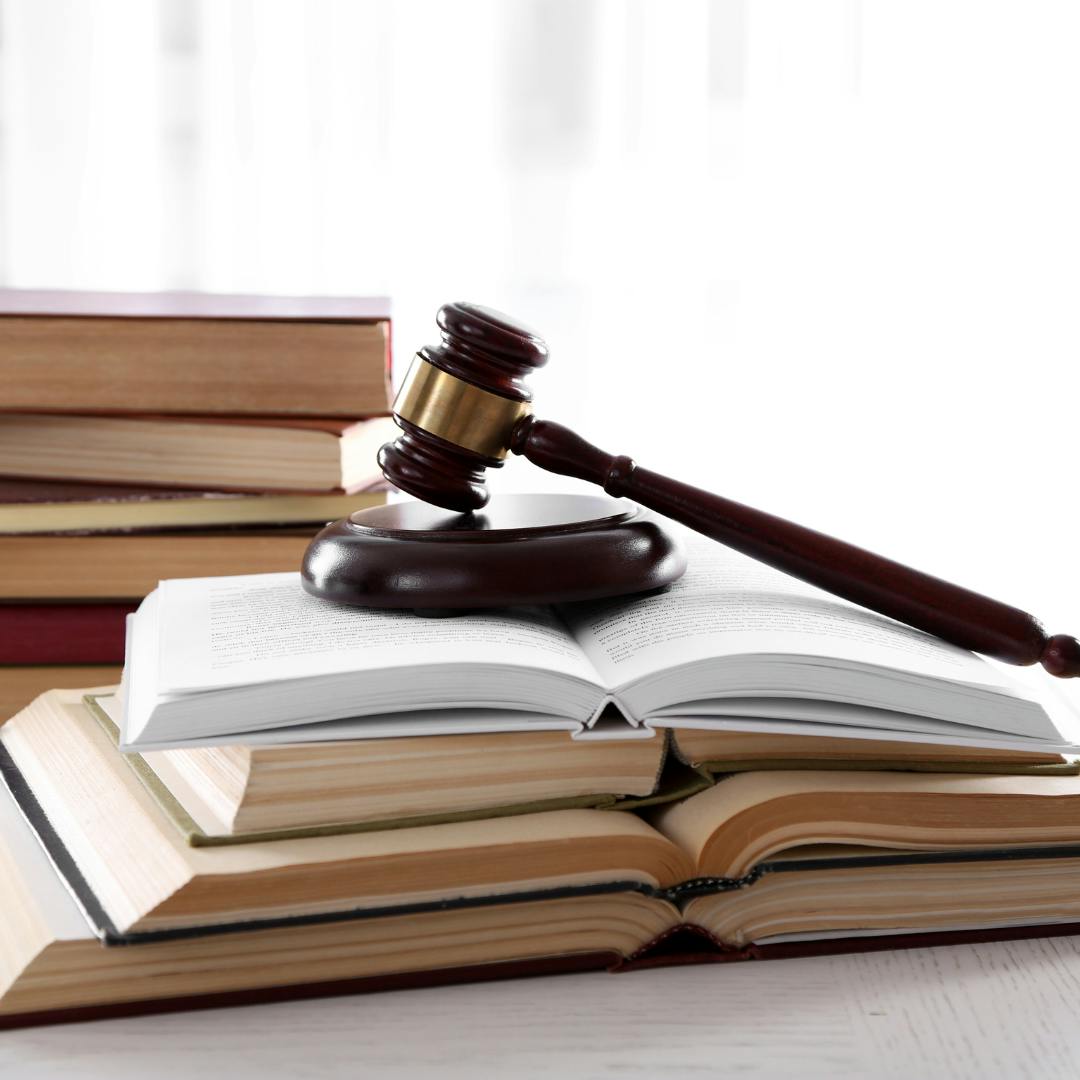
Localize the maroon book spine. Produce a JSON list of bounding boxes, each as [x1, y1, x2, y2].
[[0, 603, 135, 664]]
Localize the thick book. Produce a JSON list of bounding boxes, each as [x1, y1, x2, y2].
[[0, 478, 387, 535], [0, 289, 391, 417], [4, 689, 1080, 1027], [76, 691, 1072, 843], [0, 530, 327, 600], [0, 415, 397, 494], [120, 537, 1078, 756]]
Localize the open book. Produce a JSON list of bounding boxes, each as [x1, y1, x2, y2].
[[5, 689, 1080, 1026], [122, 537, 1076, 755]]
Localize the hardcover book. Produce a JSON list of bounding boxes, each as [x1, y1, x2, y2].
[[0, 416, 396, 495], [0, 477, 387, 536], [4, 688, 1080, 1028], [79, 690, 1078, 843], [120, 537, 1078, 756], [0, 289, 391, 417], [0, 605, 134, 664]]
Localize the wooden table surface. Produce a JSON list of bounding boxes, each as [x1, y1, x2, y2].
[[3, 935, 1079, 1079]]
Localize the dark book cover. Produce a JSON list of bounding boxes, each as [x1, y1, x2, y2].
[[0, 477, 244, 506], [0, 603, 135, 664]]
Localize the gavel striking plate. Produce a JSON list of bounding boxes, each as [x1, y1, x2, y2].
[[302, 301, 1079, 678]]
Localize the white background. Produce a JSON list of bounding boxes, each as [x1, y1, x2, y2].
[[2, 5, 1080, 1072], [0, 0, 1077, 690]]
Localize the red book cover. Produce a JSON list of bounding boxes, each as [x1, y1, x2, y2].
[[0, 603, 134, 664]]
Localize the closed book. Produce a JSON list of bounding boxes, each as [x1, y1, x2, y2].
[[5, 689, 1080, 1028], [0, 605, 134, 664], [80, 691, 1077, 845], [0, 478, 387, 535], [0, 531, 323, 600], [0, 415, 397, 494], [0, 289, 391, 417]]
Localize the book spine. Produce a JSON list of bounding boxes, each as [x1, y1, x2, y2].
[[0, 604, 135, 664]]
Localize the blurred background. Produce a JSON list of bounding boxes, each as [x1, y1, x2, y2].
[[0, 0, 1077, 647]]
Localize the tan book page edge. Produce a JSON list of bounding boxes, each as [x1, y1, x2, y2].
[[653, 770, 1080, 879], [670, 728, 1075, 775], [0, 534, 314, 598], [0, 669, 124, 724], [90, 694, 625, 841], [84, 695, 662, 839], [0, 893, 674, 1021], [2, 690, 694, 932], [0, 494, 386, 533], [0, 415, 396, 492], [683, 855, 1080, 947], [0, 318, 390, 416]]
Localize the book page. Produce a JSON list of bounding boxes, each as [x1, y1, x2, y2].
[[0, 776, 96, 943], [156, 573, 599, 694], [561, 536, 1017, 692]]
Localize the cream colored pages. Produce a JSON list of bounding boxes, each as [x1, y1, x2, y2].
[[6, 692, 694, 933], [653, 770, 1080, 878]]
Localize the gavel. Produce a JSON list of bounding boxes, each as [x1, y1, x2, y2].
[[378, 301, 1080, 678]]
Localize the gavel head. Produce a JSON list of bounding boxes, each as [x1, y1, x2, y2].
[[377, 302, 548, 511]]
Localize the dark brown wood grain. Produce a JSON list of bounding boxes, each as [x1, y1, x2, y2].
[[511, 417, 1080, 677], [377, 417, 497, 512], [302, 493, 686, 611], [420, 300, 548, 400], [372, 302, 1079, 675], [377, 303, 550, 511]]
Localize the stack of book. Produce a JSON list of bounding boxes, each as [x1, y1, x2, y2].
[[0, 290, 395, 718], [2, 536, 1079, 1026]]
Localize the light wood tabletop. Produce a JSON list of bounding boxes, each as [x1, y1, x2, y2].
[[3, 935, 1079, 1079]]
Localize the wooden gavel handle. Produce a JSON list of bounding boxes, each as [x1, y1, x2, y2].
[[511, 417, 1080, 677]]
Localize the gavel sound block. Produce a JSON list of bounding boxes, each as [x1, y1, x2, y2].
[[302, 302, 1080, 677], [302, 493, 686, 613]]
